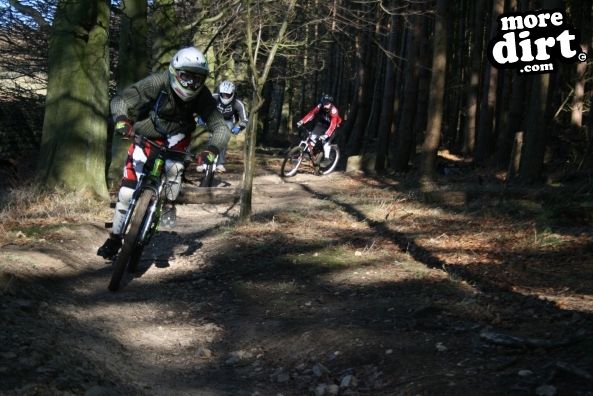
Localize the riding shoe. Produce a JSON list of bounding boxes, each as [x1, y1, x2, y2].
[[161, 204, 177, 228], [97, 234, 122, 259]]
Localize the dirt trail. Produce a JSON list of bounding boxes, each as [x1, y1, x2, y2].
[[1, 164, 592, 396]]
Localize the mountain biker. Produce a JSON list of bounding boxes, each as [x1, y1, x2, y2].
[[197, 80, 248, 173], [97, 46, 231, 260], [296, 94, 342, 164]]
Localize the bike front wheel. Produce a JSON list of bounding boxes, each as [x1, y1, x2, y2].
[[199, 163, 215, 187], [108, 188, 155, 291], [281, 146, 304, 177], [317, 144, 340, 175]]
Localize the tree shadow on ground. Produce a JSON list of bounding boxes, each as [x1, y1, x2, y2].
[[3, 168, 593, 395]]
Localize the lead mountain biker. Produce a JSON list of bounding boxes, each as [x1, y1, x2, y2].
[[197, 80, 249, 173], [97, 46, 231, 260], [296, 94, 342, 165]]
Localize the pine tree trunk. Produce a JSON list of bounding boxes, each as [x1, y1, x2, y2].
[[494, 0, 527, 169], [412, 14, 431, 160], [38, 0, 110, 198], [345, 30, 371, 154], [420, 0, 447, 179], [570, 0, 591, 128], [518, 0, 561, 182], [518, 74, 550, 182], [392, 14, 420, 172], [462, 0, 485, 155], [375, 15, 398, 173], [474, 0, 503, 165]]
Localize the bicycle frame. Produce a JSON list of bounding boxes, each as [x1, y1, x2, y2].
[[119, 137, 189, 245], [297, 132, 321, 162]]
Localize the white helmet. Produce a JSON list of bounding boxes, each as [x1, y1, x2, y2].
[[218, 80, 235, 105], [169, 47, 209, 102]]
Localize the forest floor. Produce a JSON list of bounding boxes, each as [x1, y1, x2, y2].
[[1, 149, 593, 396]]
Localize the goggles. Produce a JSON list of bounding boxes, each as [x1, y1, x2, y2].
[[220, 92, 233, 99], [177, 71, 205, 90]]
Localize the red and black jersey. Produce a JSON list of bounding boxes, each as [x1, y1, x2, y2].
[[298, 104, 342, 137]]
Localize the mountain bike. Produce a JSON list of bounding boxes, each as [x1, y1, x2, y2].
[[108, 135, 190, 291], [281, 127, 340, 177]]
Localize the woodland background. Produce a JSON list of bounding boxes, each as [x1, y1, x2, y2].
[[0, 0, 592, 199]]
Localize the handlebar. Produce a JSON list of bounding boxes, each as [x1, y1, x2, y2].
[[134, 134, 191, 157]]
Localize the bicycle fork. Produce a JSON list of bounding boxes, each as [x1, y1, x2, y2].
[[137, 179, 166, 243]]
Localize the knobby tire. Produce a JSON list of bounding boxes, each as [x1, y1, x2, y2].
[[200, 163, 215, 187], [317, 144, 340, 175], [281, 146, 304, 177], [108, 189, 155, 291]]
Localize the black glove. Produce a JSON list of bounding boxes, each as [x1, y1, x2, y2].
[[114, 116, 133, 139]]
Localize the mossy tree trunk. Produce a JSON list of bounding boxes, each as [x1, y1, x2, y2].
[[38, 0, 110, 198], [109, 0, 149, 187], [151, 0, 179, 72]]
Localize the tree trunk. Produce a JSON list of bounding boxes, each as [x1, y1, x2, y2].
[[420, 0, 447, 179], [344, 30, 371, 154], [494, 0, 527, 169], [474, 0, 503, 165], [518, 74, 550, 182], [375, 15, 399, 173], [38, 0, 110, 198], [412, 15, 431, 159], [108, 0, 149, 187], [240, 0, 297, 222], [239, 93, 261, 222], [117, 0, 148, 89], [392, 13, 421, 172], [268, 58, 286, 140], [518, 0, 561, 182], [462, 0, 485, 155], [151, 0, 179, 72], [570, 0, 591, 128]]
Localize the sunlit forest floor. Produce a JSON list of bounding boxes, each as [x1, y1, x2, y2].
[[1, 149, 592, 395]]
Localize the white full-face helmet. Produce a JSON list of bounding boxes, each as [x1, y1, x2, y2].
[[218, 80, 235, 105], [169, 47, 209, 102]]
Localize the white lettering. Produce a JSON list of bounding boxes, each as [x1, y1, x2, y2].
[[501, 16, 524, 31], [550, 12, 563, 26], [536, 13, 551, 27], [557, 30, 577, 58], [524, 14, 538, 29], [534, 37, 555, 60], [492, 32, 519, 64], [518, 31, 534, 61]]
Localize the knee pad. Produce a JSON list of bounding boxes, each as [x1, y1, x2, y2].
[[118, 186, 134, 207], [112, 186, 134, 235], [165, 160, 184, 201]]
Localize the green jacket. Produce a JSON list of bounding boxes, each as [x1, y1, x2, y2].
[[110, 71, 230, 153]]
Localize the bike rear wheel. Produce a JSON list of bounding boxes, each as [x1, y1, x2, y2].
[[199, 163, 215, 187], [108, 189, 155, 291], [281, 146, 304, 177], [317, 144, 340, 175]]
